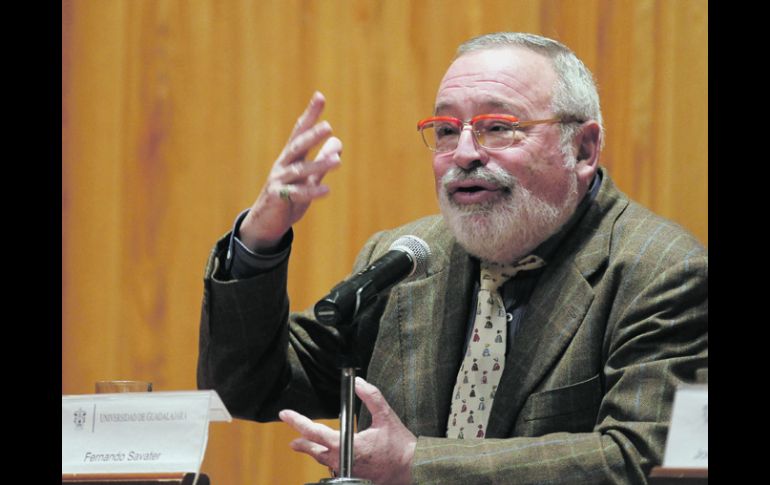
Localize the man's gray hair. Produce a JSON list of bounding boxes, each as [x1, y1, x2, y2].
[[457, 32, 603, 154]]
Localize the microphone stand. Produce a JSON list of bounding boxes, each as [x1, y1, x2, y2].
[[305, 324, 372, 485], [307, 236, 429, 484]]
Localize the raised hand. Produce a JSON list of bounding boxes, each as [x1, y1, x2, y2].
[[239, 91, 342, 251]]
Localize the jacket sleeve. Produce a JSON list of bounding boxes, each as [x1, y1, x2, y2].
[[196, 231, 385, 422], [410, 253, 708, 485]]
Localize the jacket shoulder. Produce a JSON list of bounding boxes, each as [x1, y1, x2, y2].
[[610, 198, 707, 268], [580, 173, 707, 274]]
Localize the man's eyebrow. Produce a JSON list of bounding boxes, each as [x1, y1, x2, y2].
[[481, 100, 519, 113], [433, 102, 453, 115]]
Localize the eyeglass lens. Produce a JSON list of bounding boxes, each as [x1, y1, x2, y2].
[[421, 118, 516, 152]]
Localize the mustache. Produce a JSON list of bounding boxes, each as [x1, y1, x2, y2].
[[441, 166, 516, 191]]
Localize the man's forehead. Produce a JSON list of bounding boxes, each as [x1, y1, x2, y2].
[[433, 47, 556, 116], [441, 47, 553, 82], [439, 69, 524, 86], [434, 96, 522, 116]]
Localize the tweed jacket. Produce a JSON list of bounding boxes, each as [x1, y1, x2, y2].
[[197, 171, 708, 484]]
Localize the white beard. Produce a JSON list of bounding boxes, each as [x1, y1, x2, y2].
[[438, 165, 579, 263]]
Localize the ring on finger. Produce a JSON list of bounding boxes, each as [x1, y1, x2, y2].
[[279, 185, 293, 202]]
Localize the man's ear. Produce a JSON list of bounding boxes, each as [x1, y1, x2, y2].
[[574, 121, 602, 185]]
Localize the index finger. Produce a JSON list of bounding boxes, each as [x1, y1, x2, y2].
[[279, 409, 339, 447], [289, 91, 326, 140]]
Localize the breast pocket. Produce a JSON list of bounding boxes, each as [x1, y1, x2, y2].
[[516, 374, 602, 436]]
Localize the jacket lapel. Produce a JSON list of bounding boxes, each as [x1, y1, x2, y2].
[[484, 258, 595, 437], [485, 171, 626, 438], [390, 242, 474, 437], [363, 224, 474, 438]]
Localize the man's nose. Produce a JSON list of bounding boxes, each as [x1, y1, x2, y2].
[[451, 126, 487, 170]]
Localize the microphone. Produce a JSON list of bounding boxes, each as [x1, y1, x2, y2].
[[314, 235, 431, 326]]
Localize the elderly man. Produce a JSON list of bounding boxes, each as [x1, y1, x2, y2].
[[197, 32, 707, 484]]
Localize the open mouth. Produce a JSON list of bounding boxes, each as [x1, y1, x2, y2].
[[454, 185, 497, 194], [446, 179, 509, 204], [447, 180, 501, 195]]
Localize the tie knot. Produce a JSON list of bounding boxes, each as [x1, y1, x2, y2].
[[480, 255, 546, 292]]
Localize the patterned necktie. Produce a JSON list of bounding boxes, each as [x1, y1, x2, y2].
[[446, 254, 546, 439]]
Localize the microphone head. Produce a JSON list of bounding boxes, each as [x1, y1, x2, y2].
[[390, 235, 431, 278]]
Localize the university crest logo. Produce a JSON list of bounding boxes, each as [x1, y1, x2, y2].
[[73, 408, 87, 429]]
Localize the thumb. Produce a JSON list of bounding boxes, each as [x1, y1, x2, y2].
[[354, 377, 395, 426]]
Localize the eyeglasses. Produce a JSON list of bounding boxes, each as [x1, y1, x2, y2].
[[416, 114, 565, 153]]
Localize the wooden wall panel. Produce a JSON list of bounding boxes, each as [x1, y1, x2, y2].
[[62, 1, 708, 483]]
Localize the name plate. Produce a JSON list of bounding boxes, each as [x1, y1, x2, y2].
[[663, 384, 708, 468], [62, 391, 231, 475]]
